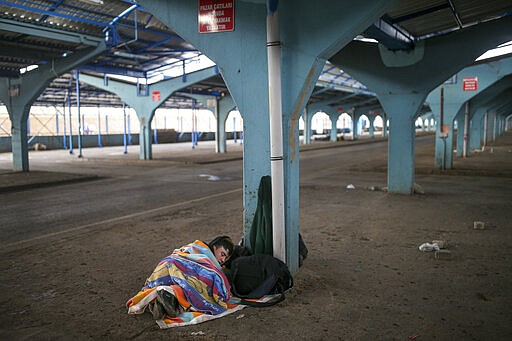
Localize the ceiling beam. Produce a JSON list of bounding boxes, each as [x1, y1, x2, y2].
[[0, 18, 104, 46]]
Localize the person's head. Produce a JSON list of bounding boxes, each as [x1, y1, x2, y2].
[[209, 236, 234, 265]]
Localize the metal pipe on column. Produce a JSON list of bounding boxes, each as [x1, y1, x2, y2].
[[266, 0, 286, 263], [154, 118, 158, 144], [123, 104, 128, 154], [463, 102, 469, 158], [127, 111, 132, 144], [75, 70, 83, 158], [67, 89, 73, 154], [97, 106, 102, 147], [440, 87, 444, 129], [62, 102, 67, 149]]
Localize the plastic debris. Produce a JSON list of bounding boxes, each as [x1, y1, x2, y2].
[[473, 221, 485, 230], [409, 333, 420, 340], [418, 242, 440, 252], [346, 184, 355, 189], [413, 183, 425, 194], [191, 331, 205, 336], [236, 314, 245, 319], [199, 174, 221, 181]]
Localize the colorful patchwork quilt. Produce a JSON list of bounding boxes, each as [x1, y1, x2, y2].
[[126, 240, 240, 328]]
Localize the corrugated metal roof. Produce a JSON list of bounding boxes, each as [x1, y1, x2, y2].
[[385, 0, 512, 38], [0, 0, 511, 108]]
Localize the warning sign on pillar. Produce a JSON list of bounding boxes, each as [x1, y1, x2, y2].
[[462, 77, 478, 92], [198, 0, 234, 33], [152, 91, 161, 102]]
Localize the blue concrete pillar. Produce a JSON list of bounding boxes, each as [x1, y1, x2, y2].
[[331, 16, 512, 192], [218, 96, 236, 153], [469, 108, 486, 150], [328, 112, 340, 142], [140, 0, 402, 273], [140, 114, 153, 159], [79, 67, 218, 160], [432, 102, 459, 169], [9, 105, 30, 171], [368, 113, 376, 138], [303, 108, 313, 144], [427, 57, 512, 167], [382, 95, 424, 193], [351, 111, 360, 140], [185, 93, 234, 153], [106, 1, 274, 240], [353, 106, 380, 140], [388, 115, 416, 193], [0, 42, 106, 171], [455, 111, 465, 157]]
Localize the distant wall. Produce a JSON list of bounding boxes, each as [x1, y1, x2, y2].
[[0, 131, 242, 153]]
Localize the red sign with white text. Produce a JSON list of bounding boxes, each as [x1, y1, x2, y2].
[[152, 91, 160, 102], [462, 77, 478, 92], [198, 0, 234, 33]]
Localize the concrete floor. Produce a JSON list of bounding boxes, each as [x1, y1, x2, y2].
[[1, 132, 511, 340]]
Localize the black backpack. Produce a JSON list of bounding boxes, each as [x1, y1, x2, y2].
[[228, 254, 293, 307]]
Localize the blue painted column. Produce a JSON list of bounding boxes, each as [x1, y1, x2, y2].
[[382, 113, 388, 137], [62, 103, 67, 149], [455, 110, 465, 157], [153, 118, 158, 145], [79, 67, 218, 160], [139, 0, 400, 273], [328, 112, 340, 142], [97, 106, 102, 148], [123, 104, 128, 154], [217, 95, 235, 153], [469, 107, 486, 150], [427, 57, 512, 168], [388, 114, 416, 193], [8, 104, 30, 171], [302, 108, 313, 144], [0, 42, 106, 171], [68, 89, 74, 154], [351, 111, 359, 140], [75, 70, 83, 158], [185, 92, 233, 153], [368, 113, 376, 138], [331, 16, 512, 192], [140, 114, 153, 160], [137, 1, 272, 241]]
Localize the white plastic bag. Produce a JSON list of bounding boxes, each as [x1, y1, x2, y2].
[[418, 242, 440, 252]]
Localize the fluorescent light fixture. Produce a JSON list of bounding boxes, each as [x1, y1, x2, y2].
[[20, 64, 39, 74], [354, 35, 378, 43], [77, 0, 104, 5]]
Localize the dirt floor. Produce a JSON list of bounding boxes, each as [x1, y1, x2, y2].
[[1, 133, 511, 340]]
